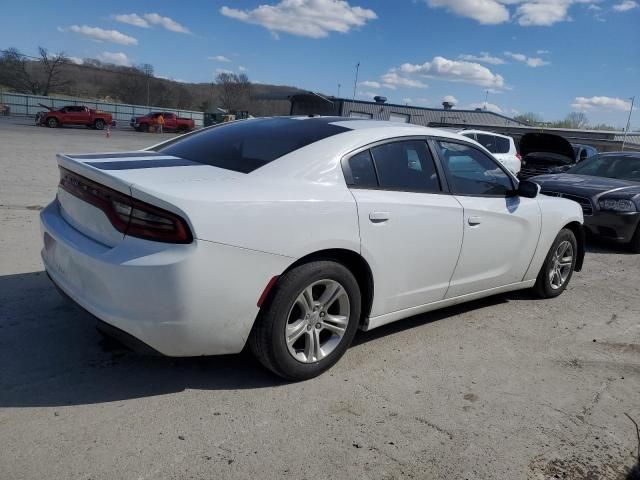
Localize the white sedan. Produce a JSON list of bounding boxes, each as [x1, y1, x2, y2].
[[40, 117, 585, 380]]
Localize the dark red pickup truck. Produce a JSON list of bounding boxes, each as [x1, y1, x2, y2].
[[130, 112, 195, 133], [37, 104, 114, 130]]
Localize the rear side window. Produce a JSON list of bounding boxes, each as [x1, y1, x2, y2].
[[347, 150, 378, 188], [153, 118, 349, 173], [476, 134, 510, 154], [371, 141, 441, 193]]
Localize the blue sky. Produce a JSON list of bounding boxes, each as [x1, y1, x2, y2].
[[1, 0, 638, 127]]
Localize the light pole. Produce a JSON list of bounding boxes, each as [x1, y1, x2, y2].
[[352, 62, 360, 102], [338, 83, 341, 97], [622, 96, 635, 152], [483, 90, 489, 110]]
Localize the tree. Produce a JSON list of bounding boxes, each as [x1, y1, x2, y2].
[[38, 47, 69, 96], [215, 72, 251, 111], [564, 111, 589, 129], [513, 112, 542, 126], [0, 47, 38, 94]]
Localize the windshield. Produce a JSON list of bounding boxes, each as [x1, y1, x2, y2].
[[568, 154, 640, 182]]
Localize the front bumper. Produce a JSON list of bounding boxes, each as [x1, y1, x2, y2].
[[583, 210, 640, 243], [40, 200, 292, 356]]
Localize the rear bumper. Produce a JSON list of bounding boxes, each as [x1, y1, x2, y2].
[[583, 211, 640, 243], [40, 200, 292, 356]]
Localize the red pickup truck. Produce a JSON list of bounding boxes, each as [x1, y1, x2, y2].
[[130, 112, 195, 133], [37, 104, 114, 130]]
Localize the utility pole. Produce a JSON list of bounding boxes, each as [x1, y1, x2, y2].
[[352, 62, 360, 102], [622, 96, 635, 151], [337, 83, 341, 98], [147, 75, 150, 108], [483, 90, 489, 110]]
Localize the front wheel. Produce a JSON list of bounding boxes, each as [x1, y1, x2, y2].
[[46, 117, 59, 128], [533, 228, 578, 298], [249, 261, 361, 381]]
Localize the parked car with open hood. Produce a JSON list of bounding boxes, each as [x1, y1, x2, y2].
[[531, 152, 640, 252], [40, 117, 585, 380], [518, 133, 596, 179], [36, 104, 114, 130]]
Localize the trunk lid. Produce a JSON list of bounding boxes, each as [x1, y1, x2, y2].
[[56, 151, 240, 246]]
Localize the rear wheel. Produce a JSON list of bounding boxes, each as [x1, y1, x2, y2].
[[249, 261, 361, 381], [94, 119, 105, 130], [533, 228, 577, 298], [47, 117, 59, 128]]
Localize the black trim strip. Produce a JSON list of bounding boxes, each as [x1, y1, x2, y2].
[[67, 152, 161, 159], [86, 159, 201, 170]]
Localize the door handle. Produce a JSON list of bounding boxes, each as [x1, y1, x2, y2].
[[468, 216, 482, 226], [369, 212, 390, 223]]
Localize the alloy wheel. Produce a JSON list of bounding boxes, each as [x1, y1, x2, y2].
[[549, 240, 574, 290], [285, 279, 350, 363]]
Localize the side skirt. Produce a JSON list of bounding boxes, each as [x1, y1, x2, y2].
[[363, 280, 536, 331]]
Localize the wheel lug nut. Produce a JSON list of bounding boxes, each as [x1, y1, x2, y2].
[[319, 312, 325, 317], [315, 323, 321, 329], [307, 325, 312, 331]]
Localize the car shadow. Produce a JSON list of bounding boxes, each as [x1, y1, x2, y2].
[[0, 271, 528, 408], [585, 237, 636, 255]]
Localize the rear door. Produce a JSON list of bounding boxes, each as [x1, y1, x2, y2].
[[344, 139, 464, 316], [432, 139, 541, 297]]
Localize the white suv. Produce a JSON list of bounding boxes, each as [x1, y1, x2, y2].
[[459, 130, 521, 174]]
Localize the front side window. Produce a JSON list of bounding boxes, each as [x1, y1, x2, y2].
[[437, 140, 513, 196], [370, 141, 440, 192]]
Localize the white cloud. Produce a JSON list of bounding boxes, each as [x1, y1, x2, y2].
[[98, 51, 131, 66], [67, 56, 84, 65], [215, 68, 234, 74], [380, 71, 429, 89], [423, 0, 599, 27], [458, 52, 505, 65], [113, 13, 149, 28], [613, 0, 638, 11], [536, 49, 550, 54], [143, 13, 190, 33], [220, 0, 377, 38], [359, 80, 381, 88], [504, 51, 550, 67], [425, 0, 510, 24], [402, 97, 413, 104], [238, 65, 248, 72], [400, 56, 505, 88], [443, 95, 458, 105], [468, 101, 503, 113], [571, 96, 632, 111], [64, 25, 138, 45], [208, 55, 231, 62]]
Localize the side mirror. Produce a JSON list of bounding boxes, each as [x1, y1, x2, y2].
[[517, 180, 540, 198]]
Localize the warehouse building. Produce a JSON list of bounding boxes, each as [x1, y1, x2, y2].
[[289, 93, 640, 152]]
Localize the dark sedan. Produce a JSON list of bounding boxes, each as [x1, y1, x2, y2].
[[531, 152, 640, 252]]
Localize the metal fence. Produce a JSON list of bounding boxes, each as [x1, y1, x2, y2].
[[0, 91, 204, 128]]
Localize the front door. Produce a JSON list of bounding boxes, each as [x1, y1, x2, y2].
[[432, 139, 541, 298], [345, 139, 464, 316]]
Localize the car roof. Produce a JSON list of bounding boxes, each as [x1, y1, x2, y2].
[[457, 129, 512, 139]]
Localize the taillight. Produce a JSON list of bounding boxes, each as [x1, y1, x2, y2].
[[516, 152, 522, 162], [58, 167, 193, 244]]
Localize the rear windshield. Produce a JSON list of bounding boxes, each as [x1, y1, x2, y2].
[[476, 134, 510, 154], [152, 118, 349, 173]]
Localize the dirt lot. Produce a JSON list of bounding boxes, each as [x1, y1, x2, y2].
[[1, 117, 639, 480]]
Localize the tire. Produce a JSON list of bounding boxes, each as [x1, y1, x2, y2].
[[139, 123, 149, 133], [94, 119, 105, 130], [249, 261, 361, 381], [46, 117, 59, 128], [628, 224, 640, 254], [533, 228, 578, 298]]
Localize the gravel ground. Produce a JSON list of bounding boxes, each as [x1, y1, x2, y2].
[[1, 117, 639, 480]]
